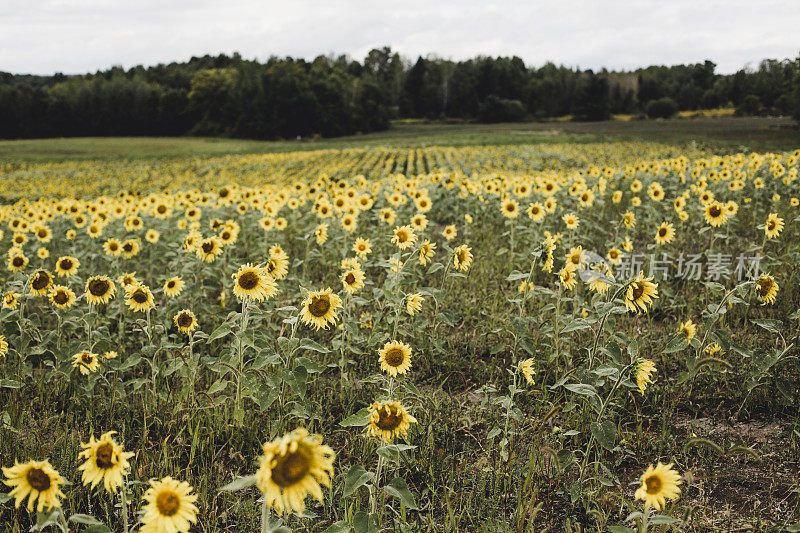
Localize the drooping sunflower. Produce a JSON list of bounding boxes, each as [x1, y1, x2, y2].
[[315, 223, 328, 245], [353, 237, 372, 260], [341, 268, 365, 295], [378, 340, 413, 377], [232, 264, 277, 302], [49, 285, 76, 309], [72, 350, 100, 375], [54, 255, 80, 277], [635, 359, 656, 393], [764, 213, 784, 239], [519, 358, 535, 385], [125, 284, 155, 313], [77, 431, 134, 493], [173, 310, 197, 334], [678, 319, 696, 339], [624, 272, 658, 313], [0, 335, 7, 358], [29, 269, 53, 296], [391, 225, 417, 250], [452, 244, 473, 271], [368, 400, 417, 443], [654, 221, 675, 246], [406, 293, 424, 316], [2, 460, 65, 513], [140, 477, 198, 533], [418, 240, 437, 266], [623, 210, 636, 229], [755, 274, 778, 305], [266, 255, 289, 280], [3, 292, 20, 309], [559, 267, 578, 291], [703, 201, 727, 227], [255, 428, 335, 515], [634, 462, 682, 511], [300, 288, 343, 330], [164, 277, 185, 298]]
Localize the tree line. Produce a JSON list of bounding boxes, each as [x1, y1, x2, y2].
[[1, 48, 798, 140]]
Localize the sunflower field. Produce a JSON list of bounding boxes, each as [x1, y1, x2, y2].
[[0, 141, 799, 531]]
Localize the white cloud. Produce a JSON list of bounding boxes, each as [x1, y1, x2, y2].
[[0, 0, 797, 75]]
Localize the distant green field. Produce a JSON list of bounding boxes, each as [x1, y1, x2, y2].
[[0, 116, 797, 162]]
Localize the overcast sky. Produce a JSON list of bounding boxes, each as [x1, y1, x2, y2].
[[1, 0, 798, 75]]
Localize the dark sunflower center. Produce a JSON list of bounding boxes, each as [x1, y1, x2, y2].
[[709, 206, 721, 217], [238, 271, 259, 290], [157, 205, 167, 213], [610, 251, 618, 259], [59, 259, 73, 270], [12, 257, 24, 267], [757, 280, 771, 296], [89, 279, 110, 296], [155, 490, 181, 517], [271, 450, 311, 487], [644, 474, 662, 495], [122, 244, 133, 252], [767, 221, 776, 230], [532, 207, 540, 214], [32, 274, 50, 290], [167, 281, 175, 289], [309, 296, 331, 317], [27, 468, 51, 491], [376, 407, 403, 431], [202, 242, 214, 253], [38, 230, 47, 238], [222, 231, 231, 240], [456, 251, 466, 262], [506, 204, 515, 212], [132, 290, 148, 304], [95, 443, 114, 469], [109, 243, 119, 251], [345, 273, 356, 285], [659, 228, 667, 237], [385, 348, 405, 367], [82, 353, 92, 364], [54, 291, 69, 305], [397, 231, 408, 243], [631, 284, 644, 300], [177, 313, 193, 328]]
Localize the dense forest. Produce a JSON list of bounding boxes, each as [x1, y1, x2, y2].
[[1, 48, 798, 139]]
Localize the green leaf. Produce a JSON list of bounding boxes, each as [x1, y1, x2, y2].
[[323, 521, 353, 533], [751, 318, 782, 334], [561, 319, 591, 333], [207, 380, 229, 395], [590, 420, 616, 451], [340, 408, 370, 427], [607, 527, 637, 533], [353, 511, 378, 533], [384, 477, 419, 509], [69, 514, 104, 525], [564, 383, 597, 397], [299, 338, 329, 353], [649, 515, 679, 525], [662, 335, 688, 354], [343, 465, 373, 497], [295, 357, 326, 373], [0, 379, 23, 389], [218, 475, 256, 492], [206, 322, 232, 343]]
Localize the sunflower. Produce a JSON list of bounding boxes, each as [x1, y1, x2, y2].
[[55, 256, 80, 277], [607, 248, 623, 265], [764, 213, 784, 239], [300, 288, 343, 330], [410, 213, 428, 231], [196, 237, 223, 263], [145, 229, 160, 243], [442, 225, 457, 241], [519, 358, 535, 384], [635, 359, 656, 393], [125, 284, 155, 313], [8, 252, 28, 272], [755, 274, 778, 305], [703, 202, 727, 227], [118, 272, 138, 290], [232, 264, 277, 302], [353, 237, 372, 260], [315, 223, 328, 245], [29, 269, 53, 296], [3, 292, 20, 309], [678, 319, 696, 339], [453, 245, 473, 271], [2, 460, 65, 512], [368, 400, 417, 443], [173, 310, 198, 334], [380, 208, 396, 225], [634, 462, 682, 510], [391, 225, 417, 249], [49, 285, 76, 309], [103, 239, 122, 257], [654, 222, 675, 246], [562, 213, 579, 229], [121, 239, 141, 259], [0, 335, 7, 358], [566, 246, 584, 269], [624, 272, 658, 313], [501, 198, 519, 218], [406, 293, 424, 316], [37, 247, 49, 260], [418, 240, 437, 266], [559, 267, 577, 291], [78, 431, 134, 493], [140, 477, 198, 533], [527, 202, 545, 222], [266, 255, 289, 280], [378, 340, 413, 377], [255, 428, 335, 515], [705, 342, 724, 356], [341, 268, 365, 295], [72, 350, 100, 375], [164, 277, 185, 298]]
